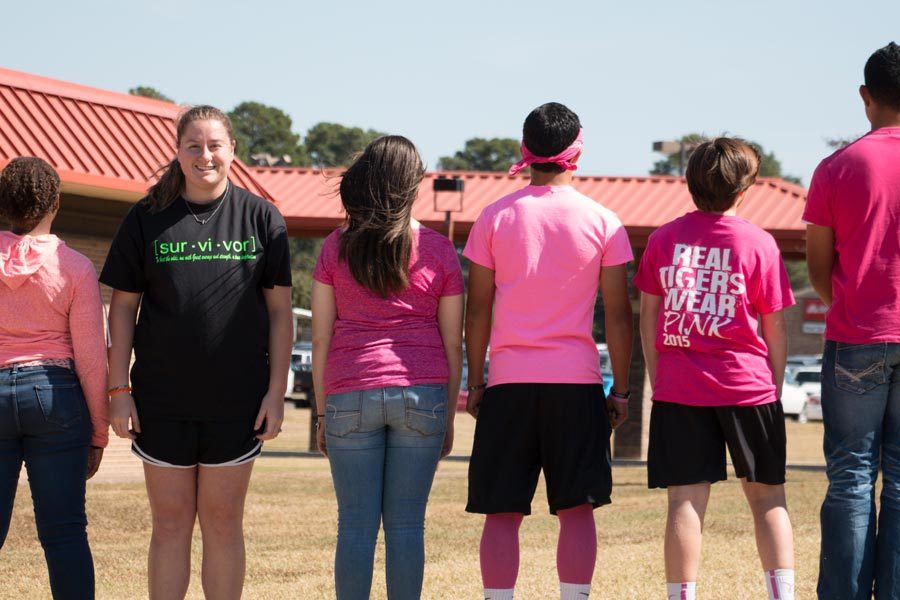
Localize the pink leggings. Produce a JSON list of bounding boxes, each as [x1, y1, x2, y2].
[[480, 504, 597, 588]]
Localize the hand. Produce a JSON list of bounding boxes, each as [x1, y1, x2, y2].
[[606, 395, 629, 429], [86, 447, 104, 480], [466, 387, 485, 419], [110, 392, 140, 440], [254, 390, 285, 441], [441, 419, 455, 459], [316, 419, 327, 456]]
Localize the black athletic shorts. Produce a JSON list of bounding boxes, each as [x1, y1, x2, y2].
[[466, 383, 612, 515], [132, 417, 262, 468], [647, 400, 786, 488]]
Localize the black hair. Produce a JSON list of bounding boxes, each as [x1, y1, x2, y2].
[[521, 102, 581, 174], [0, 157, 60, 232], [864, 42, 900, 111]]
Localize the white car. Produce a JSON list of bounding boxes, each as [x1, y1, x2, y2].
[[781, 370, 815, 423], [790, 366, 823, 421]]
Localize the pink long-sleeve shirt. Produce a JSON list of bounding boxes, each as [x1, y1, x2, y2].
[[0, 232, 109, 447]]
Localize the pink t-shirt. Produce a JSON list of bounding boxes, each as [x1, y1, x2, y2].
[[0, 232, 109, 447], [463, 184, 633, 386], [313, 226, 464, 395], [633, 211, 795, 407], [802, 127, 900, 344]]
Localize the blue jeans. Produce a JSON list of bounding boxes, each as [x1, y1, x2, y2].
[[818, 341, 900, 600], [0, 365, 94, 599], [326, 385, 447, 600]]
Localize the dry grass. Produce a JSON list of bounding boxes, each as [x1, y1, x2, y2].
[[0, 408, 829, 599]]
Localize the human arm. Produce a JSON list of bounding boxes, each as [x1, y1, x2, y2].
[[254, 285, 291, 441], [806, 224, 835, 307], [639, 292, 662, 394], [107, 289, 141, 440], [601, 263, 633, 428], [311, 280, 336, 455], [464, 263, 495, 419], [437, 293, 463, 458], [761, 310, 788, 400], [69, 268, 110, 462]]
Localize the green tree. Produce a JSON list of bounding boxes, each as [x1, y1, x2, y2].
[[290, 237, 323, 309], [438, 137, 520, 172], [129, 86, 173, 103], [228, 101, 308, 166], [304, 122, 384, 168], [650, 133, 802, 184]]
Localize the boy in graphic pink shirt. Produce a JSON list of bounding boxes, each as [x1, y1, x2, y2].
[[804, 42, 900, 600], [464, 102, 633, 600], [634, 138, 796, 600]]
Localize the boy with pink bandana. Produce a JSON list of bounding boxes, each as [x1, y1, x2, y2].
[[464, 102, 633, 600], [805, 42, 900, 600], [634, 138, 796, 600]]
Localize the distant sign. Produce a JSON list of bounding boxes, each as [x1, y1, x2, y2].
[[803, 298, 828, 322], [803, 322, 826, 334]]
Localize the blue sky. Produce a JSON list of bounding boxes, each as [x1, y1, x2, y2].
[[2, 0, 898, 185]]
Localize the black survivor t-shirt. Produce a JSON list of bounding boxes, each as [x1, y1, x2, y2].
[[100, 184, 292, 421]]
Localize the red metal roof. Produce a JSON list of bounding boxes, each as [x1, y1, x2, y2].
[[252, 167, 808, 255], [0, 67, 272, 202]]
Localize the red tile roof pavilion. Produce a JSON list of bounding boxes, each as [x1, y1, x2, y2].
[[252, 167, 808, 258], [0, 67, 272, 202]]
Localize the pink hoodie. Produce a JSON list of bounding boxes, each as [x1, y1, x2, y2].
[[0, 231, 108, 447]]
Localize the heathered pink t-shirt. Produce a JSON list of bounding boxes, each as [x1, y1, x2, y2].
[[802, 127, 900, 344], [463, 184, 633, 386], [633, 211, 795, 407], [313, 226, 464, 395]]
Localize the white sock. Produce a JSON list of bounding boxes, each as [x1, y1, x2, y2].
[[484, 588, 514, 600], [666, 582, 696, 600], [560, 581, 591, 599], [765, 569, 794, 600]]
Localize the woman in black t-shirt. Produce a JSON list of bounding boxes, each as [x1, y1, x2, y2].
[[100, 105, 292, 598]]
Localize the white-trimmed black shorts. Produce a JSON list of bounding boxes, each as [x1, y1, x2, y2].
[[132, 417, 261, 468]]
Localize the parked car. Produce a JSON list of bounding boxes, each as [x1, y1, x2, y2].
[[598, 344, 614, 397], [791, 365, 823, 421], [786, 354, 822, 369], [781, 370, 814, 422], [289, 342, 313, 404]]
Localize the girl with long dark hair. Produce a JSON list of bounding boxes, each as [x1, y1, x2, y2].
[[311, 135, 463, 600]]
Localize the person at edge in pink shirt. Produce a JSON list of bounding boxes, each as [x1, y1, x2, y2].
[[0, 156, 108, 598], [311, 135, 464, 600], [464, 102, 633, 600], [804, 42, 900, 600], [634, 138, 796, 600]]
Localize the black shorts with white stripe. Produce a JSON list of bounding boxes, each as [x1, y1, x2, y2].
[[132, 417, 262, 468]]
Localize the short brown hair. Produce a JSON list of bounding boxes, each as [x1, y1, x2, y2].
[[0, 156, 61, 232], [685, 138, 760, 212]]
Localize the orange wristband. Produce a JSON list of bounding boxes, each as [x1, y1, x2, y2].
[[107, 385, 132, 395]]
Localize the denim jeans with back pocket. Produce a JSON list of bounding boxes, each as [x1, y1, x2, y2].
[[325, 384, 447, 600], [818, 341, 900, 600], [0, 365, 94, 599]]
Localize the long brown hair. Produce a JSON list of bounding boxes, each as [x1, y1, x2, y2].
[[145, 105, 235, 213], [338, 136, 424, 297]]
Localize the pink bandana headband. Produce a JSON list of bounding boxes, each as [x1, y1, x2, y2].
[[508, 129, 584, 176]]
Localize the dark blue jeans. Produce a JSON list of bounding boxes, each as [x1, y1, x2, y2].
[[818, 341, 900, 600], [0, 365, 94, 599]]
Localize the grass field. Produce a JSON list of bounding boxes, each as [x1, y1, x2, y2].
[[0, 409, 829, 599]]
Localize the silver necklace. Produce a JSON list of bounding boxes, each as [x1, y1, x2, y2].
[[184, 182, 230, 225]]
